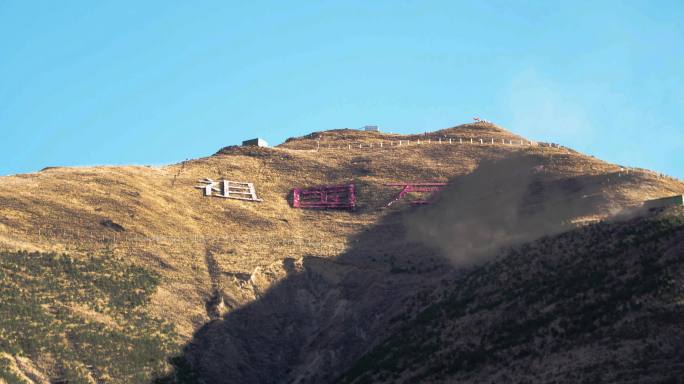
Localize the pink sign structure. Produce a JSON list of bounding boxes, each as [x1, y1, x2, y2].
[[292, 184, 356, 210], [385, 182, 447, 207]]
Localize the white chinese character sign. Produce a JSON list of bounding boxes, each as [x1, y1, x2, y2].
[[195, 179, 262, 202]]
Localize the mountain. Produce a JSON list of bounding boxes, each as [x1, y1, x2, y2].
[[0, 122, 681, 383]]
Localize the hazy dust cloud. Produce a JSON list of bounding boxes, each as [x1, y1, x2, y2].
[[404, 154, 610, 267]]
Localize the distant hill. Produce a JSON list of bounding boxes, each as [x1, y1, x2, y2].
[[0, 122, 682, 383]]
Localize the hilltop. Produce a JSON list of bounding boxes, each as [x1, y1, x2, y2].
[[0, 122, 682, 383], [275, 122, 527, 150]]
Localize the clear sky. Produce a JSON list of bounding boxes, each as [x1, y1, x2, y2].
[[1, 1, 683, 178]]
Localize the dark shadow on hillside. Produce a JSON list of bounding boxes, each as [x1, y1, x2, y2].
[[154, 153, 632, 384], [155, 207, 449, 384]]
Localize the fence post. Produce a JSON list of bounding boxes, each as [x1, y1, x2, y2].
[[449, 138, 452, 144]]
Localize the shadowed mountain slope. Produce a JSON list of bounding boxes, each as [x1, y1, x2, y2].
[[338, 207, 684, 384]]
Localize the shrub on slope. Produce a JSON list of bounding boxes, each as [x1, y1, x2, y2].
[[0, 251, 179, 383]]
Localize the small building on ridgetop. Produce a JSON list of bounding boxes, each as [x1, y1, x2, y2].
[[644, 195, 684, 210], [363, 125, 379, 132], [242, 138, 269, 147]]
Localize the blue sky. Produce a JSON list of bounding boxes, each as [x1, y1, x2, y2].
[[1, 1, 683, 177]]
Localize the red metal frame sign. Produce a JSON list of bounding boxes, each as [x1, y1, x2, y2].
[[385, 182, 447, 207], [292, 184, 356, 210]]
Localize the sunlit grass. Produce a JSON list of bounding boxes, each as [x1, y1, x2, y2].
[[0, 250, 179, 383]]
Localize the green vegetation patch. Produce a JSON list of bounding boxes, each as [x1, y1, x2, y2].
[[0, 250, 179, 383]]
